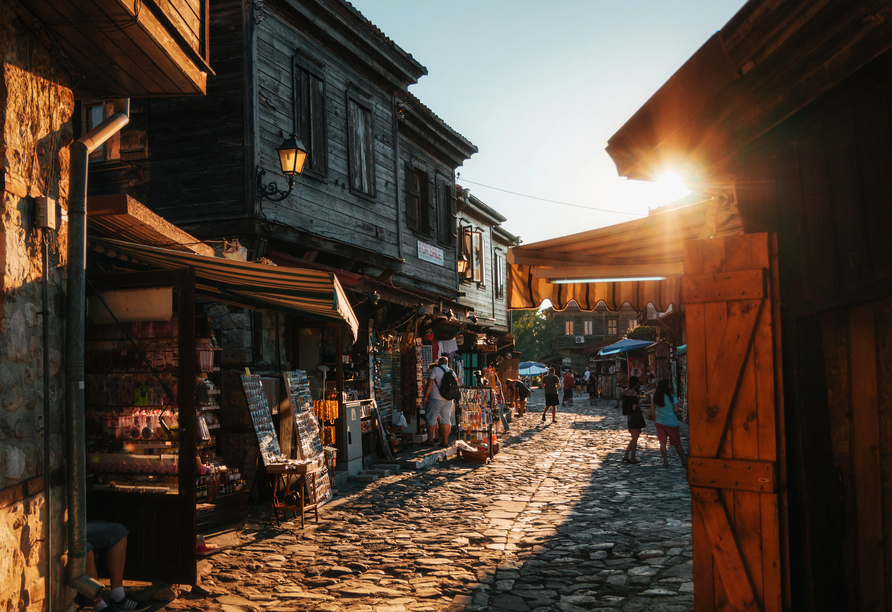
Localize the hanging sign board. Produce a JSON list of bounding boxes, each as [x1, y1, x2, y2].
[[417, 240, 444, 266]]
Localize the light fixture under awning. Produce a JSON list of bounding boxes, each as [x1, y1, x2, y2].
[[506, 200, 742, 312], [88, 237, 360, 341]]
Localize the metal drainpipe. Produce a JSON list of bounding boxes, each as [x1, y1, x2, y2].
[[66, 98, 130, 598], [392, 94, 403, 262], [41, 231, 52, 612]]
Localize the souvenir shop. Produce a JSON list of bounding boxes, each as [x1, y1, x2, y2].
[[82, 237, 359, 584]]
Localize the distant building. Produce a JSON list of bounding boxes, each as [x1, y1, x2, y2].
[[549, 302, 638, 371]]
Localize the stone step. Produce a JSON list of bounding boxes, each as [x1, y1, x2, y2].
[[398, 445, 457, 471], [347, 473, 378, 483], [370, 462, 402, 475]]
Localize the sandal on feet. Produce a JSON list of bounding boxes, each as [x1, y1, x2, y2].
[[622, 457, 630, 463], [628, 459, 641, 464]]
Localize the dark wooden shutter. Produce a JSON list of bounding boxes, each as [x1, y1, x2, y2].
[[120, 98, 148, 161], [684, 232, 788, 611], [310, 76, 326, 175], [362, 104, 374, 196], [422, 176, 435, 236], [405, 163, 418, 230], [440, 183, 455, 245], [348, 100, 362, 192]]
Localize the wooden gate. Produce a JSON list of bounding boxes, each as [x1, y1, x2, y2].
[[683, 233, 789, 611]]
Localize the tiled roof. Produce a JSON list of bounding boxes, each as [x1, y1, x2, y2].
[[398, 89, 477, 153]]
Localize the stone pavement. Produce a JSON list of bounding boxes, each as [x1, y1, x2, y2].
[[166, 390, 693, 612]]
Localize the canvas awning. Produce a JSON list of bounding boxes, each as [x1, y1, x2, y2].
[[598, 339, 658, 356], [89, 237, 360, 341], [507, 200, 742, 312]]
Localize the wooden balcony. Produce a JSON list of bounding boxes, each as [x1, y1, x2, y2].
[[23, 0, 210, 98]]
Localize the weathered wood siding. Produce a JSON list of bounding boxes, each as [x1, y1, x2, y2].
[[155, 0, 206, 58], [88, 0, 247, 227], [734, 45, 892, 612], [736, 46, 892, 319], [456, 208, 500, 325], [398, 137, 458, 294], [255, 10, 401, 262]]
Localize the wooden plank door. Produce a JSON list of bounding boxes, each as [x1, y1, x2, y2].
[[683, 233, 789, 611]]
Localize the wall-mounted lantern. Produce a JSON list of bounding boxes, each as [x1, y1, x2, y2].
[[255, 133, 308, 202]]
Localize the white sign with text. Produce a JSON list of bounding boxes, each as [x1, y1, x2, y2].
[[417, 240, 444, 266]]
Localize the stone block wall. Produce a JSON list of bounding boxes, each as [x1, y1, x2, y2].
[[1, 1, 74, 610]]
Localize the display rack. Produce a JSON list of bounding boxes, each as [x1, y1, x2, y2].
[[458, 387, 500, 454], [284, 370, 332, 505]]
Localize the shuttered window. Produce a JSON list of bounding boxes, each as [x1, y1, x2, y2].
[[347, 96, 375, 197], [406, 163, 421, 230], [406, 164, 434, 236], [461, 227, 484, 284], [439, 182, 455, 245], [495, 254, 505, 299], [294, 58, 327, 177]]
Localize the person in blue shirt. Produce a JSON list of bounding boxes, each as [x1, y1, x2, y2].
[[649, 379, 687, 467]]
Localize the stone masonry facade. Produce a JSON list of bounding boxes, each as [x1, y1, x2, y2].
[[1, 2, 74, 611]]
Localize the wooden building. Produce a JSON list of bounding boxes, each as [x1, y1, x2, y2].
[[86, 0, 476, 307], [454, 188, 520, 384], [550, 302, 638, 372], [510, 0, 892, 609]]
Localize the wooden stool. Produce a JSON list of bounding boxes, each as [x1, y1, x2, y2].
[[267, 464, 320, 528]]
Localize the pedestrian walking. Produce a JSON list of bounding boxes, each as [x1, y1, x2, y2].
[[586, 373, 599, 405], [621, 375, 646, 464], [615, 366, 628, 410], [541, 367, 560, 422], [649, 379, 687, 467], [507, 379, 531, 416], [422, 356, 456, 448], [562, 369, 575, 406]]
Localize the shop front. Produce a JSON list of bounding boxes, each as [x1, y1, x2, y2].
[[82, 236, 359, 585]]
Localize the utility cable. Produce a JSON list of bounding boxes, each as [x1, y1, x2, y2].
[[456, 177, 646, 216]]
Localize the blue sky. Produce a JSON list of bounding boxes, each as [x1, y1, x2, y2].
[[354, 0, 745, 243]]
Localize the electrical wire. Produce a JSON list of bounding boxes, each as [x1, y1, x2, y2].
[[457, 177, 645, 216]]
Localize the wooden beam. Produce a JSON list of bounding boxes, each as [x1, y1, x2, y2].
[[683, 269, 766, 303], [687, 457, 776, 493], [531, 263, 683, 280], [507, 247, 647, 267], [303, 250, 319, 262]]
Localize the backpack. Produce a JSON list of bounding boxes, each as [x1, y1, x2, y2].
[[436, 365, 460, 401]]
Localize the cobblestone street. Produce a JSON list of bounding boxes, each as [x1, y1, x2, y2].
[[170, 390, 693, 612]]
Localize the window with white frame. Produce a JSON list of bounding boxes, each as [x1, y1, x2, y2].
[[629, 319, 638, 330], [461, 228, 485, 284], [495, 254, 505, 299]]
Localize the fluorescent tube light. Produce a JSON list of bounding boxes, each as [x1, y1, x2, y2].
[[550, 276, 666, 284]]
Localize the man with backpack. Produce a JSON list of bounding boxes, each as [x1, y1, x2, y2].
[[423, 356, 459, 448]]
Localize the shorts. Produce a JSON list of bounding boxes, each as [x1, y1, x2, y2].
[[85, 520, 129, 553], [544, 392, 559, 406], [656, 423, 681, 446], [563, 388, 574, 399], [426, 398, 454, 426]]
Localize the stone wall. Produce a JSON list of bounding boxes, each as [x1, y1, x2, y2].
[[0, 1, 74, 610]]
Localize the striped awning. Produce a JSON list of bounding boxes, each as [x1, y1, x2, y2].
[[89, 237, 359, 340], [507, 200, 743, 312]]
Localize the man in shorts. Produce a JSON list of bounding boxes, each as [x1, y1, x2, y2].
[[423, 356, 455, 448], [541, 367, 560, 423], [86, 520, 150, 611], [562, 369, 575, 406]]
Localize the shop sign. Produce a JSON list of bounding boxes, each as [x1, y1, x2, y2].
[[481, 344, 497, 352], [417, 240, 444, 266]]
